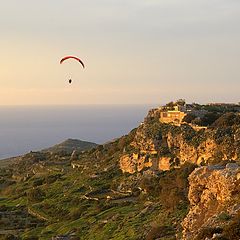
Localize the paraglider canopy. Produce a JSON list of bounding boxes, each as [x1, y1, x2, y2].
[[60, 56, 85, 68], [60, 56, 85, 84]]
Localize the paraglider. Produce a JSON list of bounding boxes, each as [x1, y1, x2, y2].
[[60, 56, 85, 68], [60, 56, 85, 83]]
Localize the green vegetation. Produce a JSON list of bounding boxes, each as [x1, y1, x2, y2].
[[220, 213, 240, 240], [0, 139, 196, 239], [0, 102, 240, 239], [42, 138, 98, 154]]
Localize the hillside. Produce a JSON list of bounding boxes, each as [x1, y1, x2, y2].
[[0, 157, 17, 168], [0, 101, 240, 240], [42, 138, 98, 154], [0, 139, 97, 170]]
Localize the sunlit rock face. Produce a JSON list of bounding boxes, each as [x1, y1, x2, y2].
[[181, 163, 240, 240], [119, 154, 138, 174], [119, 153, 153, 174], [118, 108, 240, 174]]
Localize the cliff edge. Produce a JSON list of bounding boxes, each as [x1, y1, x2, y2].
[[120, 109, 240, 173], [182, 163, 240, 240]]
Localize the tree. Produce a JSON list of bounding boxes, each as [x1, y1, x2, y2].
[[182, 114, 196, 123], [200, 112, 220, 126], [175, 99, 186, 106], [27, 187, 45, 203], [211, 112, 240, 128]]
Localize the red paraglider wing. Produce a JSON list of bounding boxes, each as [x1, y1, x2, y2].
[[60, 56, 85, 68]]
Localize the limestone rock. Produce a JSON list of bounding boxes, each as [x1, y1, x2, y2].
[[119, 153, 153, 174], [118, 108, 240, 173], [181, 164, 240, 240]]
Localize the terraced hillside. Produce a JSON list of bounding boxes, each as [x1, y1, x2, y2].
[[0, 132, 195, 239], [1, 103, 240, 239]]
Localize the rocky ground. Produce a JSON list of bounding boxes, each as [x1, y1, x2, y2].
[[182, 163, 240, 239]]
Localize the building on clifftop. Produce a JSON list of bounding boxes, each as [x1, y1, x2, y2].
[[159, 105, 187, 124], [159, 99, 208, 125]]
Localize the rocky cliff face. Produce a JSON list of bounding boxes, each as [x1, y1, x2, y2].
[[181, 163, 240, 240], [119, 109, 240, 173]]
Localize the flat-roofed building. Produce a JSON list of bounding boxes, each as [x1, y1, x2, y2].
[[160, 105, 187, 124]]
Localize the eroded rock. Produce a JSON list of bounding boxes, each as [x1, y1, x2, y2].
[[181, 164, 240, 240]]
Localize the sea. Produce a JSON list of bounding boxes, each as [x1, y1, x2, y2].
[[0, 104, 156, 159]]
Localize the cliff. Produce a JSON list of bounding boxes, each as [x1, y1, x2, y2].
[[120, 109, 240, 173], [182, 163, 240, 240]]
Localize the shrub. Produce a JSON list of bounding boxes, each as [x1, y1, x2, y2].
[[27, 188, 45, 203], [196, 227, 223, 240], [69, 208, 82, 220], [140, 176, 161, 197], [218, 212, 231, 221], [145, 225, 174, 240], [45, 174, 61, 184], [32, 178, 44, 187], [201, 112, 221, 126], [221, 215, 240, 240], [1, 234, 19, 240], [182, 114, 197, 123], [211, 112, 240, 128]]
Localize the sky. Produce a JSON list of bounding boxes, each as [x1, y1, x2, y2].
[[0, 0, 240, 105]]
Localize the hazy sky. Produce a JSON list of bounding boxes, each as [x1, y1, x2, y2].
[[0, 0, 240, 105]]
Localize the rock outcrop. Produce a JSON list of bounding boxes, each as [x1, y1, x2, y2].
[[181, 163, 240, 240], [119, 109, 240, 173]]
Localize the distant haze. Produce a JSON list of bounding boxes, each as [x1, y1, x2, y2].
[[0, 0, 240, 105], [0, 105, 152, 159]]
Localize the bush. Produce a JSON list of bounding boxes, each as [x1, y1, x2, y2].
[[200, 112, 220, 126], [211, 112, 240, 128], [45, 174, 61, 184], [32, 177, 44, 187], [196, 227, 223, 240], [145, 225, 174, 240], [69, 208, 82, 220], [221, 215, 240, 240], [27, 188, 45, 202], [158, 163, 197, 210], [140, 162, 196, 212], [0, 234, 19, 240], [140, 176, 161, 197], [182, 114, 197, 123], [218, 212, 231, 221]]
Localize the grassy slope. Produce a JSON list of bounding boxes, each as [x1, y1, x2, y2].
[[0, 132, 194, 240], [42, 138, 98, 154], [0, 138, 97, 170], [0, 158, 17, 168], [1, 106, 240, 239]]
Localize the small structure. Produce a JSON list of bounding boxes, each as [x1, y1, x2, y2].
[[160, 105, 187, 124], [159, 100, 207, 125]]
